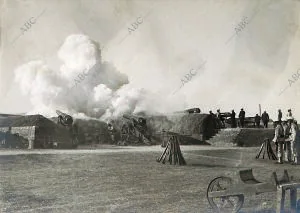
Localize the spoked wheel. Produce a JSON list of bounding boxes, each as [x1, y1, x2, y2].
[[207, 176, 244, 213]]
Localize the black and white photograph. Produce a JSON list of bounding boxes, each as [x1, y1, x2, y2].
[[1, 0, 300, 212]]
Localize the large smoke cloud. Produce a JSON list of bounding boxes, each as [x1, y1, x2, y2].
[[14, 34, 173, 121]]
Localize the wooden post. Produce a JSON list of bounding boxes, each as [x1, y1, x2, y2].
[[256, 138, 277, 160], [157, 135, 186, 165], [277, 186, 285, 213], [291, 188, 297, 213]]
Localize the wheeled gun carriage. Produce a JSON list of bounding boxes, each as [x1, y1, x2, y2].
[[207, 169, 300, 213]]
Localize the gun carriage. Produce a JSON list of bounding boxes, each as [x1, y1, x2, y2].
[[207, 169, 300, 213], [121, 114, 151, 145]]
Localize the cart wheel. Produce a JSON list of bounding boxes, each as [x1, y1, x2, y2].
[[207, 176, 244, 213]]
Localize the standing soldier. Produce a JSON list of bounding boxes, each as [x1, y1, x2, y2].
[[288, 118, 299, 165], [239, 108, 246, 128], [287, 109, 293, 120], [261, 111, 270, 128], [282, 120, 291, 162], [254, 114, 261, 128], [272, 120, 285, 164], [231, 110, 236, 128], [278, 109, 282, 122]]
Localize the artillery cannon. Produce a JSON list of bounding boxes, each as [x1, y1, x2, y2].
[[207, 169, 300, 213], [220, 112, 232, 118], [121, 114, 151, 145], [56, 110, 78, 148], [174, 108, 201, 114], [56, 110, 73, 127]]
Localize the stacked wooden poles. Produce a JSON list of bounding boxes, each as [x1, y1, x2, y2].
[[157, 135, 186, 165], [256, 138, 277, 160]]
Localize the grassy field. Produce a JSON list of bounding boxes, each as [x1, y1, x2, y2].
[[0, 145, 300, 213]]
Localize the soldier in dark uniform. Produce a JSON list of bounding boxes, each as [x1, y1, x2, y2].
[[255, 114, 261, 128], [231, 110, 236, 128], [278, 109, 282, 122], [238, 108, 245, 128], [261, 111, 269, 128], [209, 110, 218, 129]]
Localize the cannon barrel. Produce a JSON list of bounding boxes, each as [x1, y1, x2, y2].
[[123, 114, 138, 121], [123, 114, 146, 123], [56, 110, 73, 126], [220, 112, 231, 117], [174, 108, 201, 114]]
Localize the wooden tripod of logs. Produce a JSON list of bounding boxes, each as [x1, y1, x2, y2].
[[256, 138, 277, 160], [156, 135, 186, 165]]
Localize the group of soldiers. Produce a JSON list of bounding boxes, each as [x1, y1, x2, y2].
[[209, 108, 270, 129], [272, 109, 300, 164]]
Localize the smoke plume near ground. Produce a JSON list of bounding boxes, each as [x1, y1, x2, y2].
[[14, 34, 183, 121]]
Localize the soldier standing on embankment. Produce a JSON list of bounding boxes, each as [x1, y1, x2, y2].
[[239, 108, 245, 128], [261, 111, 269, 128], [272, 120, 285, 164], [254, 114, 261, 128], [278, 109, 282, 122], [231, 110, 236, 128], [287, 109, 293, 120]]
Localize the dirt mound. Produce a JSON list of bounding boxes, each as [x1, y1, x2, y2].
[[146, 114, 213, 145], [0, 115, 56, 127], [208, 128, 275, 147], [236, 129, 275, 147]]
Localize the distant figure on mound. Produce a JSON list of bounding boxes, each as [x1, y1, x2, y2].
[[278, 109, 282, 122], [287, 109, 293, 120], [272, 120, 284, 164], [254, 114, 261, 128], [261, 111, 270, 128], [216, 109, 225, 128], [238, 108, 245, 128], [231, 110, 236, 128]]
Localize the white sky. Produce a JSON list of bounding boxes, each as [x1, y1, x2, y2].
[[0, 0, 300, 120]]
